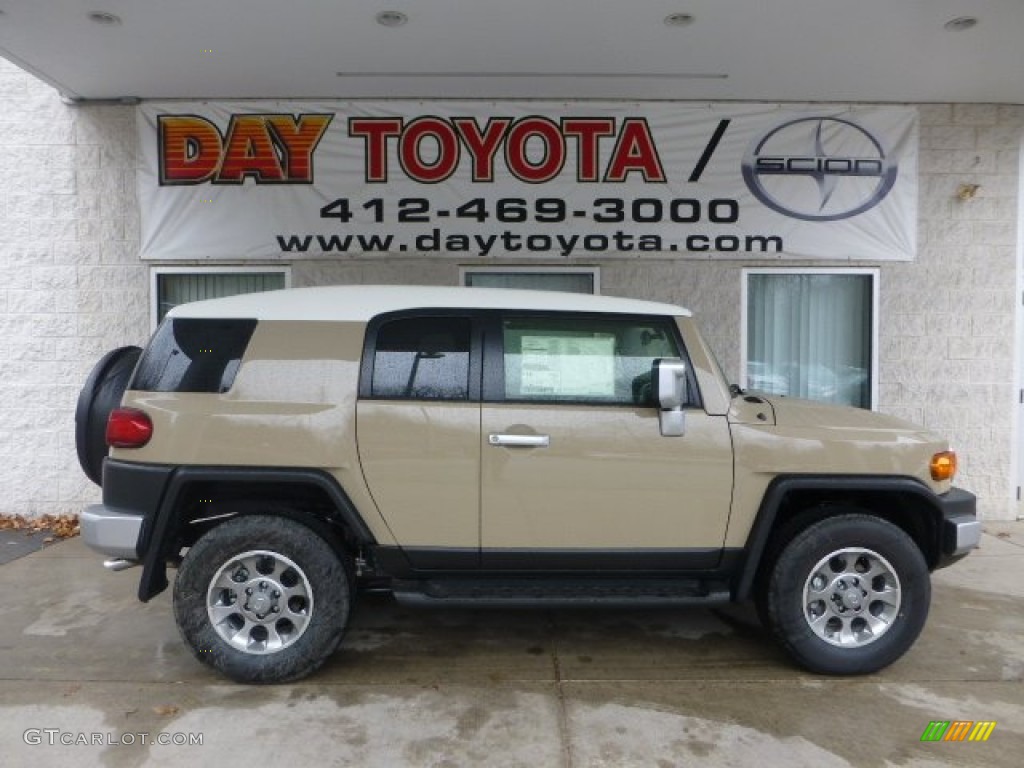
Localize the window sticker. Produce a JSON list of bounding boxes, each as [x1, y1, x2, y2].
[[512, 333, 615, 399]]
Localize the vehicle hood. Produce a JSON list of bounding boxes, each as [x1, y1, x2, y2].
[[733, 391, 941, 438], [728, 392, 950, 489]]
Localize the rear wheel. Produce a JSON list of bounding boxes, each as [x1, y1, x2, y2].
[[764, 514, 930, 675], [173, 515, 350, 683]]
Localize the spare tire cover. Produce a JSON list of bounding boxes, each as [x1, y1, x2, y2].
[[75, 346, 142, 486]]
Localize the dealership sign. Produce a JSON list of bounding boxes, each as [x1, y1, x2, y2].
[[138, 102, 917, 261]]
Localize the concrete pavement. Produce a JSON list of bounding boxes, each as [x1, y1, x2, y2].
[[0, 525, 1021, 767]]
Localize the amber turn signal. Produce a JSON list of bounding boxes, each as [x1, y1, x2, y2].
[[930, 451, 957, 482]]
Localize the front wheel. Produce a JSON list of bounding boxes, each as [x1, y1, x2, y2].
[[173, 515, 350, 683], [764, 514, 930, 675]]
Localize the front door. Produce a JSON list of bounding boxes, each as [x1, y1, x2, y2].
[[480, 314, 733, 569]]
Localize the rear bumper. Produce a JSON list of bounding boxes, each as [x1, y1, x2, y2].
[[81, 503, 143, 560], [80, 459, 176, 561], [936, 487, 981, 567]]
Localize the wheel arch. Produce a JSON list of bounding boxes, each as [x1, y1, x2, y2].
[[138, 467, 377, 602], [734, 475, 945, 601]]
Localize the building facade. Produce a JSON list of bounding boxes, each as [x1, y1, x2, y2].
[[1, 59, 1022, 520]]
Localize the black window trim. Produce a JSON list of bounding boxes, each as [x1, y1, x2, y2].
[[358, 309, 484, 402], [359, 308, 702, 409]]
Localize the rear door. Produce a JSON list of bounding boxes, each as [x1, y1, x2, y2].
[[356, 313, 481, 568], [480, 313, 733, 570]]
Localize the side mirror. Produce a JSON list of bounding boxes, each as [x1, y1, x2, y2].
[[652, 358, 689, 437]]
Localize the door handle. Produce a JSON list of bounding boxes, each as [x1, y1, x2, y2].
[[488, 433, 550, 448]]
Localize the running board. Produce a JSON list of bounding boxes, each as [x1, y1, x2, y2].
[[391, 578, 731, 609]]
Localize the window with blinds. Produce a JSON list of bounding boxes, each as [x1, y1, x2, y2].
[[153, 269, 289, 325], [743, 269, 877, 409], [460, 267, 598, 294]]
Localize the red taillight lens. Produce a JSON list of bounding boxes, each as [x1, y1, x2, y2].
[[106, 408, 153, 448]]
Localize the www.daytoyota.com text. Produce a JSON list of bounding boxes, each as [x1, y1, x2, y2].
[[276, 196, 784, 256]]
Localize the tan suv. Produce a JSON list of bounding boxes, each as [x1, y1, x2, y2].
[[76, 285, 980, 683]]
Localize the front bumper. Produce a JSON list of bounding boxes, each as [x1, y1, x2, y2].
[[81, 503, 143, 560], [936, 487, 981, 566]]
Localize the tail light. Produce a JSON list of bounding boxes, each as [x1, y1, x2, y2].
[[106, 408, 153, 448]]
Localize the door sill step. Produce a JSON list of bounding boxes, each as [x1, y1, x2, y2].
[[391, 578, 730, 608]]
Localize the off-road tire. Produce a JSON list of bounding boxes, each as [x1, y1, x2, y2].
[[173, 514, 350, 683]]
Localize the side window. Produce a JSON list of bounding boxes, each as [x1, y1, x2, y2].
[[502, 316, 681, 405], [131, 318, 257, 393], [370, 317, 471, 400]]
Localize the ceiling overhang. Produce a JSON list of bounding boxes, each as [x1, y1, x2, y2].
[[0, 2, 1022, 104]]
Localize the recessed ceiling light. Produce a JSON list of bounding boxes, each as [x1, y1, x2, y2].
[[944, 16, 978, 32], [664, 13, 695, 27], [376, 11, 407, 28], [87, 11, 122, 26]]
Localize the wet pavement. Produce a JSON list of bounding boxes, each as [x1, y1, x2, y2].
[[0, 525, 1021, 767], [0, 529, 59, 565]]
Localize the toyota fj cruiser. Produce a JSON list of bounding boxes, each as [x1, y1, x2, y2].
[[77, 285, 980, 683]]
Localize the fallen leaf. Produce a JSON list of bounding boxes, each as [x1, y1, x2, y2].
[[152, 705, 180, 717]]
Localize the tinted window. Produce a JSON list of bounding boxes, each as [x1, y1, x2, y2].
[[131, 318, 257, 393], [503, 316, 680, 405], [371, 317, 471, 400]]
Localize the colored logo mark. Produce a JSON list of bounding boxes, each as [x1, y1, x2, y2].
[[920, 720, 996, 742]]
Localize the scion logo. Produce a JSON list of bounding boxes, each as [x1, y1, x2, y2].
[[742, 117, 898, 222]]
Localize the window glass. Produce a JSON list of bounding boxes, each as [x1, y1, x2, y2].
[[156, 271, 287, 324], [746, 272, 874, 408], [371, 317, 471, 400], [131, 318, 257, 393], [503, 316, 679, 405]]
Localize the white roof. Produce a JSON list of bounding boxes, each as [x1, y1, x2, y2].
[[167, 285, 692, 322]]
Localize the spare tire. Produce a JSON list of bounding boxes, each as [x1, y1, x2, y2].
[[75, 346, 142, 486]]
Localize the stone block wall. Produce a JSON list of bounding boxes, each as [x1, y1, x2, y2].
[[1, 56, 1021, 519], [0, 60, 147, 515]]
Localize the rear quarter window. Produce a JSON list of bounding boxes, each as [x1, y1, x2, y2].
[[131, 318, 257, 393]]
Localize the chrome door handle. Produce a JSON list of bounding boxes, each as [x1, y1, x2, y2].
[[488, 433, 550, 447]]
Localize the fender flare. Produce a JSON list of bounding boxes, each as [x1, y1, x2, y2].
[[138, 466, 377, 602], [732, 475, 945, 601]]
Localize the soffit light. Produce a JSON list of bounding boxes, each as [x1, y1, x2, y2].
[[376, 11, 407, 28], [664, 13, 695, 27], [944, 16, 978, 32], [87, 11, 122, 26]]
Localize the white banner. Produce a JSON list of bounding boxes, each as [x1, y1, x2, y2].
[[138, 102, 917, 261]]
